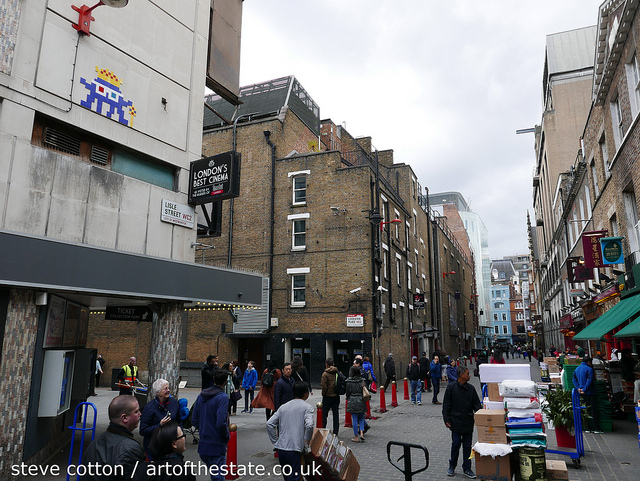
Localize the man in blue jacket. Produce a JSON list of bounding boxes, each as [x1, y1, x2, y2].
[[430, 355, 443, 404], [241, 361, 258, 413], [573, 356, 601, 433], [193, 370, 230, 481]]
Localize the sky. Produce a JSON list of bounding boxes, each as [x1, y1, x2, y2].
[[238, 0, 603, 259]]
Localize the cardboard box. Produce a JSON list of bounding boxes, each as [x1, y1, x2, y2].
[[475, 409, 506, 426], [477, 425, 508, 444], [546, 459, 568, 480], [475, 453, 512, 481], [564, 357, 581, 365], [310, 428, 330, 457], [548, 364, 560, 373], [320, 433, 336, 460], [341, 451, 360, 481], [479, 364, 532, 383], [543, 357, 558, 364], [487, 383, 502, 401], [331, 441, 350, 476], [484, 399, 505, 410]]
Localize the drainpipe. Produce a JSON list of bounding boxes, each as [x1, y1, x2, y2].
[[264, 130, 277, 325], [228, 113, 256, 268]]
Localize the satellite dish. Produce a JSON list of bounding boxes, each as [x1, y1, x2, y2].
[[101, 0, 129, 7]]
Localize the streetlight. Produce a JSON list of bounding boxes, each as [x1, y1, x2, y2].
[[380, 218, 401, 231], [442, 271, 456, 280]]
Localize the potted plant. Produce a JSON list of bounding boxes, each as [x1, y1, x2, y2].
[[541, 388, 589, 448]]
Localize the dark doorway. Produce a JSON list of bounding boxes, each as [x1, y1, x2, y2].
[[334, 340, 364, 376], [291, 338, 311, 373], [238, 338, 264, 375]]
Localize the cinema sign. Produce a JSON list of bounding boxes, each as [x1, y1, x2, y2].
[[188, 151, 241, 205]]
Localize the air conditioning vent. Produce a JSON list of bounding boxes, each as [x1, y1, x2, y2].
[[43, 127, 81, 156], [90, 145, 110, 165]]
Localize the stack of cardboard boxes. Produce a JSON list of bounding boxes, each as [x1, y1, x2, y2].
[[309, 428, 360, 481], [543, 357, 562, 385]]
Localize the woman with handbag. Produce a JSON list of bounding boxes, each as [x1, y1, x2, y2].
[[345, 365, 367, 443], [222, 362, 240, 416]]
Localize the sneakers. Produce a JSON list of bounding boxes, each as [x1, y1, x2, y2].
[[463, 469, 476, 478], [447, 467, 455, 476], [592, 430, 603, 434], [433, 401, 442, 405], [411, 401, 416, 405], [417, 401, 422, 405], [241, 409, 248, 413]]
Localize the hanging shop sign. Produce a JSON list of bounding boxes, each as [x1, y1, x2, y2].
[[600, 237, 624, 265], [413, 293, 425, 309], [346, 314, 364, 327], [582, 230, 608, 268], [188, 151, 241, 205]]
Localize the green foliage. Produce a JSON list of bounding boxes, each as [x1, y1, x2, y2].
[[541, 388, 590, 431]]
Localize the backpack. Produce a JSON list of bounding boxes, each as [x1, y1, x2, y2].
[[335, 371, 347, 395], [262, 369, 275, 387]]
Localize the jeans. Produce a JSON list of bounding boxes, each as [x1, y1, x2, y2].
[[449, 431, 472, 471], [410, 380, 422, 403], [200, 453, 227, 481], [322, 395, 340, 434], [432, 379, 440, 402], [277, 449, 303, 481], [351, 412, 365, 437], [244, 389, 254, 411]]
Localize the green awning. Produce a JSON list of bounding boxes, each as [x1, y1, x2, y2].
[[614, 316, 640, 338], [573, 294, 640, 340]]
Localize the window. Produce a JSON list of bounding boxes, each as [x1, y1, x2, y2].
[[502, 313, 507, 321], [502, 325, 508, 335], [627, 53, 640, 116], [383, 249, 389, 279], [394, 211, 400, 239], [287, 267, 309, 307], [407, 263, 412, 290], [292, 175, 307, 204], [292, 219, 306, 250], [590, 160, 600, 198], [396, 258, 401, 286], [291, 275, 306, 306], [494, 302, 504, 309], [405, 224, 410, 248], [600, 135, 610, 179], [494, 325, 499, 334], [499, 271, 505, 279], [611, 95, 625, 147]]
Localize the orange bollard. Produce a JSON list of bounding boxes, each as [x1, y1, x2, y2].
[[316, 402, 323, 428], [344, 398, 352, 427], [225, 424, 238, 480], [379, 386, 387, 413], [365, 399, 372, 419], [403, 377, 410, 400], [391, 381, 398, 407]]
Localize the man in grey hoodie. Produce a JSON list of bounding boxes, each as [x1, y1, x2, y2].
[[267, 381, 315, 481]]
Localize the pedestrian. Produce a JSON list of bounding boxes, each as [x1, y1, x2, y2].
[[274, 362, 295, 411], [221, 362, 238, 416], [345, 365, 366, 442], [573, 356, 602, 433], [490, 349, 505, 364], [446, 359, 458, 384], [95, 354, 105, 388], [81, 395, 146, 480], [549, 344, 556, 356], [320, 358, 340, 434], [92, 355, 103, 396], [147, 421, 196, 481], [266, 381, 314, 481], [241, 361, 258, 413], [443, 366, 482, 478], [291, 356, 312, 395], [419, 352, 431, 392], [252, 360, 281, 421], [620, 348, 637, 382], [117, 356, 139, 395], [430, 355, 443, 404], [383, 353, 396, 391], [362, 356, 377, 392], [192, 370, 230, 481], [202, 354, 219, 390], [139, 378, 181, 459], [576, 345, 585, 358], [406, 356, 422, 405]]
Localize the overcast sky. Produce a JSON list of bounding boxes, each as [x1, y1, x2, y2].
[[238, 1, 603, 259]]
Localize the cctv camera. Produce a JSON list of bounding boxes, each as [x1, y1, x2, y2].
[[377, 286, 388, 292], [350, 287, 362, 294]]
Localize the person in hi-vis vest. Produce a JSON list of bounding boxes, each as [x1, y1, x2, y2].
[[118, 357, 139, 395]]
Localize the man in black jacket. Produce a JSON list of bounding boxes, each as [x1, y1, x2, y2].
[[419, 352, 431, 392], [81, 395, 145, 480], [383, 353, 396, 391], [442, 366, 482, 479], [274, 362, 295, 411], [202, 354, 219, 390], [406, 356, 422, 404]]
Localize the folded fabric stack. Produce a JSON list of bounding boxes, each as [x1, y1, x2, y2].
[[500, 380, 547, 448]]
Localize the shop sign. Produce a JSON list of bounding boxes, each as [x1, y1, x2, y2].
[[582, 231, 607, 268], [347, 314, 364, 327], [600, 237, 624, 265], [161, 199, 195, 228], [188, 151, 241, 205], [105, 306, 153, 322], [559, 314, 573, 329], [570, 289, 585, 297], [413, 293, 425, 309]]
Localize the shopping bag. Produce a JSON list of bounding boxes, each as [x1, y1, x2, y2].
[[370, 381, 377, 394]]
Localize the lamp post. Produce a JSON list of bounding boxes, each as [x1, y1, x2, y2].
[[380, 218, 402, 231], [442, 271, 456, 280]]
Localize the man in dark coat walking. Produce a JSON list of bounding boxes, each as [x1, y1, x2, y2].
[[442, 366, 482, 478], [419, 352, 431, 392], [274, 362, 295, 411], [383, 353, 396, 391]]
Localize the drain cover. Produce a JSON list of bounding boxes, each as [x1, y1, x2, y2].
[[252, 452, 272, 458]]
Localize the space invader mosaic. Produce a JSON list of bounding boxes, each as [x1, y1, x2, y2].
[[80, 66, 137, 126], [0, 0, 21, 75]]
